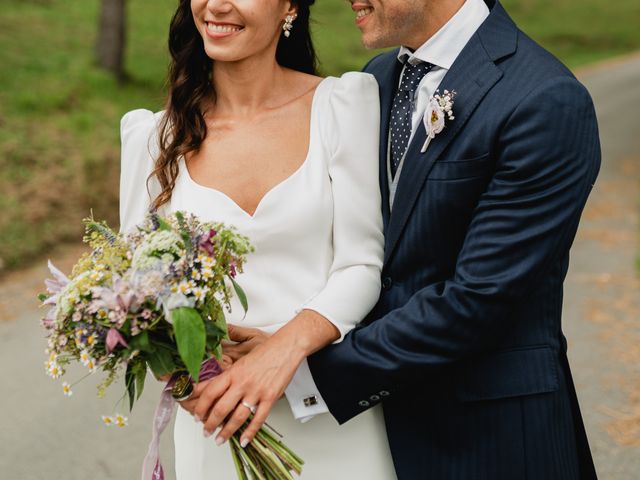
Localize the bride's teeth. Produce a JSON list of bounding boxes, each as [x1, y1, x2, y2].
[[207, 23, 242, 33], [357, 8, 372, 18]]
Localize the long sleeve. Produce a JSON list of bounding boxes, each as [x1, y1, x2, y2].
[[301, 73, 384, 340], [118, 109, 163, 234], [285, 73, 384, 420], [308, 75, 601, 424]]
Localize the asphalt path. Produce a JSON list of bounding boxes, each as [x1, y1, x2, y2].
[[0, 53, 639, 479]]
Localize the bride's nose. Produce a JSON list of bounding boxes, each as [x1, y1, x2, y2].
[[206, 0, 233, 15]]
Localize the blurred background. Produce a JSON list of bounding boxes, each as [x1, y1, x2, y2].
[[0, 0, 639, 478]]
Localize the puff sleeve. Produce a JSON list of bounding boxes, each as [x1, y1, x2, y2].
[[118, 109, 163, 234], [301, 72, 384, 340], [285, 73, 384, 421]]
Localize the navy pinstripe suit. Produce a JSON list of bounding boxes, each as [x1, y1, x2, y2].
[[308, 1, 600, 478]]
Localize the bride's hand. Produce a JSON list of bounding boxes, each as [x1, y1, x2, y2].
[[177, 354, 234, 415], [192, 332, 306, 447], [222, 324, 271, 362], [192, 310, 339, 447]]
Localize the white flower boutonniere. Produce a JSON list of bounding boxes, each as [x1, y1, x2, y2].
[[421, 89, 457, 153]]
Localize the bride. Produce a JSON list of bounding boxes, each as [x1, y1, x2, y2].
[[119, 0, 396, 478]]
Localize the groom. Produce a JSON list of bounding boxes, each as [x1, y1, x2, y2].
[[302, 0, 601, 478]]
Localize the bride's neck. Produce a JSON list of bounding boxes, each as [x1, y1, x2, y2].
[[212, 54, 286, 117]]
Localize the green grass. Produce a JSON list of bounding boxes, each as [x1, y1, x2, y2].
[[1, 0, 639, 271]]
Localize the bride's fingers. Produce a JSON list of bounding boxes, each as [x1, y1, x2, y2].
[[193, 375, 231, 423], [221, 354, 234, 369], [239, 401, 273, 447], [201, 387, 243, 437], [224, 342, 253, 361], [228, 324, 261, 342], [215, 400, 255, 445]]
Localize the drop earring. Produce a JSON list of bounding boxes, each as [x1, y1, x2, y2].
[[283, 14, 297, 38]]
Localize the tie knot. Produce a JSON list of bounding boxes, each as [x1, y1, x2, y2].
[[399, 61, 433, 92]]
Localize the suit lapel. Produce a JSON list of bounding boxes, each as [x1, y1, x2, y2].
[[384, 36, 504, 264]]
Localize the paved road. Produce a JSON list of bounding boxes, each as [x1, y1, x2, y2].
[[564, 54, 640, 478], [1, 55, 639, 479]]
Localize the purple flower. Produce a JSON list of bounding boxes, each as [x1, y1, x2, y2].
[[106, 328, 128, 353], [198, 228, 217, 256], [229, 260, 237, 278], [90, 275, 138, 315], [42, 260, 71, 307]]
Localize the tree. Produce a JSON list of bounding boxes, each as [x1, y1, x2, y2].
[[95, 0, 127, 81]]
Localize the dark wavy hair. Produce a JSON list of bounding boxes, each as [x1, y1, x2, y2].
[[150, 0, 318, 210]]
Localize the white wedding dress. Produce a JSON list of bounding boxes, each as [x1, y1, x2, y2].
[[119, 73, 397, 479]]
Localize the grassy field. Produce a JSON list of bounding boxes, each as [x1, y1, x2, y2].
[[1, 0, 639, 272]]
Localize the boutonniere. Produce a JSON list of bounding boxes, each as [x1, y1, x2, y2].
[[421, 89, 456, 153]]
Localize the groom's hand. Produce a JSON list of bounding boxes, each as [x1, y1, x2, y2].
[[222, 324, 271, 362]]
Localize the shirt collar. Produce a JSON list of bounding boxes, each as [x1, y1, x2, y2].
[[397, 0, 490, 70]]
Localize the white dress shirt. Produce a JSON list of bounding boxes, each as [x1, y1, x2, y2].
[[388, 0, 489, 207]]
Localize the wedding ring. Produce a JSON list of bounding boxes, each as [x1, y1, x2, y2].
[[241, 400, 257, 415]]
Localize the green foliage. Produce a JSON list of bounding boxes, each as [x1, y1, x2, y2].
[[231, 277, 249, 314], [171, 306, 206, 382], [2, 0, 639, 271], [145, 343, 176, 379]]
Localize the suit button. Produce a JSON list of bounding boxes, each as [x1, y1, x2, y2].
[[382, 277, 393, 290], [379, 390, 390, 397], [358, 400, 370, 407], [369, 394, 380, 401]]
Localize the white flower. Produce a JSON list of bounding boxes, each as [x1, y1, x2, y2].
[[161, 292, 195, 322], [192, 287, 208, 303], [86, 358, 97, 373], [424, 98, 446, 139], [421, 90, 457, 153], [177, 281, 193, 295], [47, 361, 63, 379], [62, 382, 73, 397], [102, 415, 114, 426], [200, 267, 214, 281], [80, 349, 91, 366], [114, 414, 128, 427], [131, 230, 184, 271]]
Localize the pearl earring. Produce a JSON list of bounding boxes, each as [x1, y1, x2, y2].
[[283, 14, 297, 38]]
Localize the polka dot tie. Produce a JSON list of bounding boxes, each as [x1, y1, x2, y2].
[[390, 61, 434, 178]]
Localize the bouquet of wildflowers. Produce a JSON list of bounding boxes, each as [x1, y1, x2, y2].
[[38, 211, 304, 480]]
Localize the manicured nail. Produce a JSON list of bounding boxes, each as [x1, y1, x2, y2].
[[240, 438, 249, 448], [215, 435, 226, 446], [194, 414, 201, 423], [203, 429, 212, 438]]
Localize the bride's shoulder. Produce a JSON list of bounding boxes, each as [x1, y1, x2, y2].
[[120, 109, 165, 138], [323, 72, 379, 104], [325, 71, 378, 90]]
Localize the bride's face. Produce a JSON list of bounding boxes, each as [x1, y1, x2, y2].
[[191, 0, 296, 63]]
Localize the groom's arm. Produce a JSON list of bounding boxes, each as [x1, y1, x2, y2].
[[308, 75, 601, 424]]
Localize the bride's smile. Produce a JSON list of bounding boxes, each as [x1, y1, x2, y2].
[[192, 0, 293, 63]]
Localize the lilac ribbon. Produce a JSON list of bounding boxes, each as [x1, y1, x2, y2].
[[141, 358, 224, 480]]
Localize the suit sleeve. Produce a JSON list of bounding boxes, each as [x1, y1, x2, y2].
[[308, 75, 601, 424]]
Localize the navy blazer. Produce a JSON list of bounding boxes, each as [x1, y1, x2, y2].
[[308, 1, 600, 478]]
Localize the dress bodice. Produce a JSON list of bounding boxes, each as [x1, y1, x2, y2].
[[119, 73, 384, 338]]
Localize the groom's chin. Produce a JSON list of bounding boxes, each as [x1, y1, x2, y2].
[[361, 32, 393, 51]]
